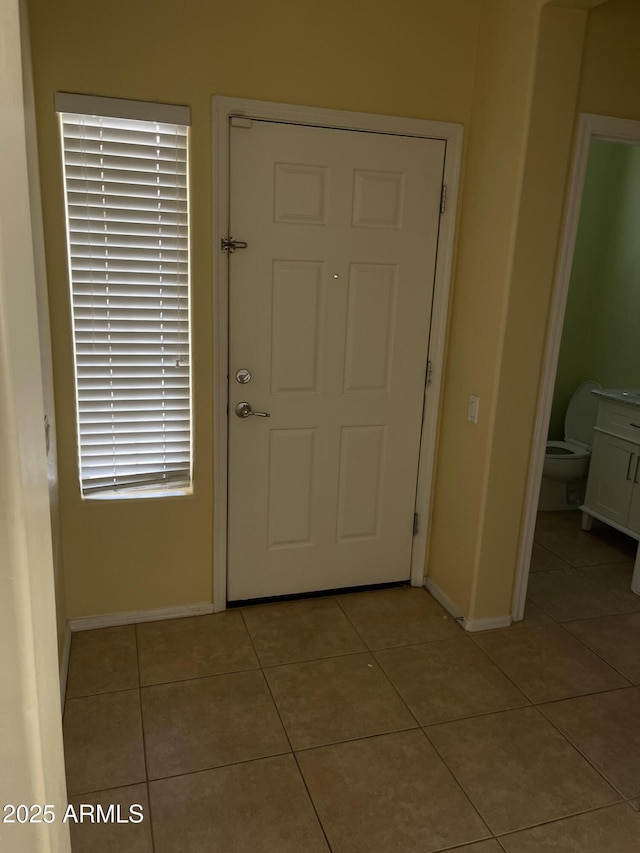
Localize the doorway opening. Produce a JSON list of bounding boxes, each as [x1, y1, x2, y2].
[[514, 114, 640, 621]]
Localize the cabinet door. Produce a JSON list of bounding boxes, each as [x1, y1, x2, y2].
[[584, 432, 637, 525], [628, 458, 640, 535]]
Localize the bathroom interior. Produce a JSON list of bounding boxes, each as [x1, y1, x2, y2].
[[530, 138, 640, 616]]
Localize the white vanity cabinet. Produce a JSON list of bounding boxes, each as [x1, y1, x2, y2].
[[584, 431, 640, 532], [581, 392, 640, 595]]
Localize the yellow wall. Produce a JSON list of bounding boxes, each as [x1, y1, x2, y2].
[[427, 0, 542, 614], [27, 0, 482, 617], [472, 5, 589, 618], [578, 0, 640, 120], [427, 1, 593, 621]]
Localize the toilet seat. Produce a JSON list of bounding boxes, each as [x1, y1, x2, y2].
[[544, 380, 601, 461], [545, 439, 590, 461], [541, 381, 601, 508]]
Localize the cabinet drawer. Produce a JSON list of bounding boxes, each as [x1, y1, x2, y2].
[[595, 402, 640, 443]]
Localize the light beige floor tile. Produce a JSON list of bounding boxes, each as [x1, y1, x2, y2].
[[629, 798, 640, 811], [564, 612, 640, 683], [337, 587, 461, 649], [136, 611, 258, 685], [64, 689, 145, 795], [149, 754, 329, 853], [530, 543, 571, 572], [68, 783, 152, 853], [426, 706, 619, 835], [579, 563, 640, 612], [499, 600, 554, 632], [509, 599, 555, 630], [541, 688, 640, 799], [535, 524, 636, 568], [527, 568, 637, 621], [449, 843, 503, 853], [375, 637, 528, 725], [242, 596, 366, 666], [66, 625, 139, 698], [297, 729, 489, 853], [473, 624, 628, 702], [141, 669, 289, 779], [499, 803, 640, 853], [264, 652, 416, 749]]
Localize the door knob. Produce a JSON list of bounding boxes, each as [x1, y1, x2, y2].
[[235, 401, 271, 418]]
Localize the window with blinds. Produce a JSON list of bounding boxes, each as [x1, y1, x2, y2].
[[56, 94, 192, 496]]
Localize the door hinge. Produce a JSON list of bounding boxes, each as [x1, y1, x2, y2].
[[221, 237, 248, 253], [426, 359, 433, 386], [440, 183, 447, 215], [413, 513, 419, 536]]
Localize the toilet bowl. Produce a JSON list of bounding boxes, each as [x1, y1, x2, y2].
[[539, 380, 601, 511]]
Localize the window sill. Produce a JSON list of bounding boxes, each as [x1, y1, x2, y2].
[[82, 483, 192, 501]]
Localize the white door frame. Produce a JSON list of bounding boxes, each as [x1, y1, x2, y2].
[[212, 96, 463, 611], [512, 112, 640, 621]]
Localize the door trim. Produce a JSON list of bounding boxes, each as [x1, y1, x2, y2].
[[512, 112, 640, 622], [212, 96, 463, 611]]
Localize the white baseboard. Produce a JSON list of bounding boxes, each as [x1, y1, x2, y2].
[[463, 614, 513, 633], [423, 577, 465, 622], [424, 577, 512, 633], [59, 621, 71, 709], [69, 602, 215, 632]]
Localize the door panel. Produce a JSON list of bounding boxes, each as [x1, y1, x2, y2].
[[227, 119, 445, 600], [585, 432, 636, 525], [344, 263, 397, 392], [336, 425, 387, 541]]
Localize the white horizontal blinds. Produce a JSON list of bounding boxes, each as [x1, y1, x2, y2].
[[59, 101, 192, 494]]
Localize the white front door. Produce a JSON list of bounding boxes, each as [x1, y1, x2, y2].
[[227, 118, 445, 601]]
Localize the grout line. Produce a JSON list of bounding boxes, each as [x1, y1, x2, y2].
[[553, 619, 636, 685], [366, 652, 434, 730], [138, 664, 261, 690], [239, 607, 294, 755], [65, 684, 141, 702], [333, 591, 376, 650], [419, 726, 495, 841], [145, 781, 155, 853], [291, 752, 334, 852], [239, 608, 334, 851], [134, 624, 157, 853], [535, 699, 632, 803], [551, 604, 640, 625], [464, 635, 534, 704], [493, 799, 634, 840]]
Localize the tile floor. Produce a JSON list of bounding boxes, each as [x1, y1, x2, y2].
[[63, 511, 640, 852]]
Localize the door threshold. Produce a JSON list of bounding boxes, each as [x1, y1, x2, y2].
[[228, 579, 410, 609]]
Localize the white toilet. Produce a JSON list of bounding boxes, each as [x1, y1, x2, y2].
[[539, 380, 602, 511]]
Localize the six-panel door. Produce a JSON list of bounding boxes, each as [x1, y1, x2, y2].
[[227, 118, 445, 601]]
